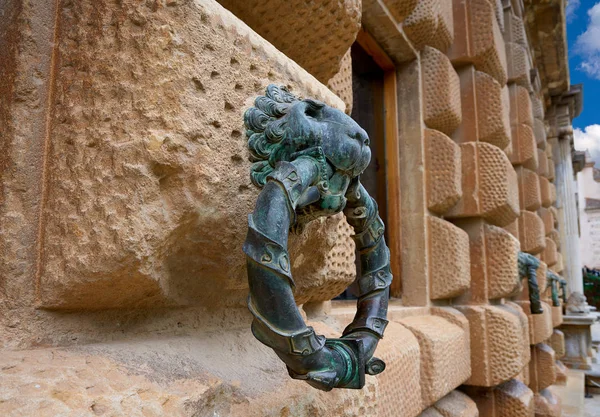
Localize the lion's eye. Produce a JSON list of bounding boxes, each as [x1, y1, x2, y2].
[[304, 99, 325, 119]]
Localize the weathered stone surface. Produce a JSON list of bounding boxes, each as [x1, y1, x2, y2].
[[450, 0, 507, 85], [516, 167, 542, 211], [548, 330, 565, 358], [428, 217, 471, 300], [425, 129, 462, 214], [541, 238, 558, 268], [216, 0, 361, 83], [533, 118, 547, 150], [506, 42, 532, 89], [509, 124, 537, 168], [404, 0, 454, 52], [7, 0, 350, 310], [454, 66, 511, 151], [328, 49, 353, 115], [431, 390, 479, 417], [536, 149, 549, 177], [383, 0, 419, 23], [517, 210, 546, 255], [539, 176, 554, 208], [398, 315, 471, 406], [534, 388, 561, 417], [456, 305, 526, 387], [422, 47, 462, 135], [446, 142, 519, 227], [529, 343, 556, 392], [463, 379, 534, 417], [509, 84, 534, 128]]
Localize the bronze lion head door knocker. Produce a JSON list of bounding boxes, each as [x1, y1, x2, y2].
[[243, 85, 392, 391]]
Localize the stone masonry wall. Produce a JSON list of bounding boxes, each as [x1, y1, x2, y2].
[[0, 0, 574, 416]]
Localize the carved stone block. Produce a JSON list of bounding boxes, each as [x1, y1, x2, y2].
[[509, 84, 534, 128], [529, 343, 556, 392], [517, 210, 546, 255], [428, 217, 471, 300], [449, 0, 507, 85], [533, 118, 547, 150], [541, 238, 558, 268], [516, 167, 542, 212], [456, 305, 526, 387], [548, 330, 565, 358], [506, 42, 532, 90], [463, 379, 534, 417], [425, 129, 462, 214], [327, 49, 353, 115], [509, 124, 537, 168], [537, 149, 549, 177], [404, 0, 454, 52], [539, 176, 553, 208], [446, 142, 519, 227], [422, 47, 462, 135], [398, 315, 471, 405]]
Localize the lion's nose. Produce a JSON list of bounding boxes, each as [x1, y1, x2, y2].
[[352, 128, 370, 146]]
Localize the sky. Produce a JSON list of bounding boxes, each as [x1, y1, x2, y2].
[[568, 1, 600, 164]]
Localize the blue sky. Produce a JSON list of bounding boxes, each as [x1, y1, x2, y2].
[[567, 1, 600, 163]]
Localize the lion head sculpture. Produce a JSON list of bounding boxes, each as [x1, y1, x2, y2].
[[244, 85, 371, 189]]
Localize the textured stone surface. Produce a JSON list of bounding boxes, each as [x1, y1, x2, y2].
[[509, 84, 534, 128], [446, 142, 519, 227], [517, 301, 553, 345], [216, 0, 361, 83], [485, 224, 520, 300], [529, 343, 556, 392], [516, 167, 542, 212], [398, 315, 471, 406], [536, 149, 549, 177], [533, 118, 547, 150], [504, 10, 528, 49], [539, 176, 553, 208], [383, 0, 419, 23], [17, 0, 350, 310], [463, 379, 534, 417], [450, 0, 507, 84], [376, 321, 424, 417], [428, 217, 470, 300], [506, 42, 532, 89], [432, 390, 479, 417], [554, 360, 567, 385], [404, 0, 454, 52], [541, 238, 558, 268], [456, 305, 526, 387], [550, 305, 563, 328], [517, 210, 546, 255], [455, 67, 510, 150], [425, 129, 462, 214], [534, 388, 561, 417], [327, 49, 353, 115], [548, 330, 565, 358], [509, 124, 537, 168], [422, 47, 462, 135]]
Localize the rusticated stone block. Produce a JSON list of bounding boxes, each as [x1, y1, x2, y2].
[[517, 301, 553, 345], [377, 322, 424, 417], [531, 94, 545, 120], [454, 67, 510, 150], [425, 129, 462, 214], [398, 315, 471, 406], [486, 224, 520, 300], [536, 149, 549, 177], [456, 305, 526, 387], [506, 42, 531, 89], [551, 305, 563, 328], [383, 0, 419, 23], [455, 219, 518, 303], [217, 0, 361, 83], [450, 0, 507, 85], [504, 301, 532, 368], [516, 167, 542, 211], [504, 219, 519, 240], [503, 10, 528, 48], [546, 157, 555, 180], [548, 330, 565, 358], [538, 207, 553, 236], [422, 47, 462, 135], [404, 0, 454, 52], [541, 238, 557, 267], [446, 142, 519, 227], [430, 390, 479, 417], [549, 253, 563, 274], [428, 217, 470, 300], [509, 84, 533, 128], [35, 0, 349, 309], [509, 124, 537, 169], [463, 379, 534, 417], [539, 176, 553, 208], [517, 210, 546, 255], [294, 214, 356, 304], [534, 389, 561, 417], [549, 207, 558, 228], [555, 360, 567, 385], [327, 49, 353, 115], [547, 230, 560, 250], [529, 343, 556, 392], [535, 261, 548, 299], [533, 118, 547, 150]]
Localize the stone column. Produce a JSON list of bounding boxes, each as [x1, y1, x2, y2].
[[554, 134, 584, 294]]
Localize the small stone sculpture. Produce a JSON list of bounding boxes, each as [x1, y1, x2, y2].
[[566, 291, 590, 315], [242, 85, 391, 391]]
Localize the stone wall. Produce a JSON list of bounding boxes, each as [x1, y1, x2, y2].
[[0, 0, 578, 416]]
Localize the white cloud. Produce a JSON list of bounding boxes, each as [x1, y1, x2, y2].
[[567, 0, 581, 23], [574, 125, 600, 166], [574, 3, 600, 79]]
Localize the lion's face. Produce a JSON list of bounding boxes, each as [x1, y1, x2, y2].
[[285, 99, 371, 178]]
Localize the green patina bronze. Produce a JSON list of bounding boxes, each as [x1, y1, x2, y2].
[[517, 251, 543, 314], [546, 270, 566, 307], [242, 85, 391, 391]]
